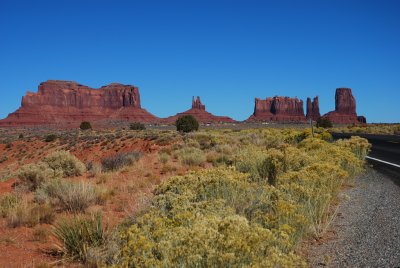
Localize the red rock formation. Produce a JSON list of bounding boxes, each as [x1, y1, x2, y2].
[[0, 80, 158, 126], [247, 96, 306, 122], [323, 88, 365, 124], [163, 96, 236, 124], [306, 96, 320, 121]]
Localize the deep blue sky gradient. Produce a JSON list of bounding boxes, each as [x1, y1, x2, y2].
[[1, 0, 399, 122]]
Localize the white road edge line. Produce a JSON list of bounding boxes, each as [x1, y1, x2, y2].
[[366, 156, 400, 168]]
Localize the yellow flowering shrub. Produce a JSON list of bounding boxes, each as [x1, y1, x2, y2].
[[113, 128, 369, 267]]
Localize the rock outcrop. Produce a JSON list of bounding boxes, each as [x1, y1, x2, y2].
[[163, 96, 236, 124], [323, 88, 365, 124], [306, 96, 320, 121], [247, 96, 306, 122], [0, 80, 158, 126]]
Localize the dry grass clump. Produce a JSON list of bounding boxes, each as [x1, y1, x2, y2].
[[6, 199, 55, 227], [101, 151, 142, 172], [35, 180, 104, 213]]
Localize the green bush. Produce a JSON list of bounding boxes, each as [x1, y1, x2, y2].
[[176, 115, 199, 133], [18, 162, 54, 190], [316, 117, 333, 128], [80, 121, 92, 130], [129, 122, 145, 130], [44, 134, 58, 142], [175, 147, 206, 166], [101, 151, 142, 172], [53, 213, 108, 262], [44, 150, 86, 177]]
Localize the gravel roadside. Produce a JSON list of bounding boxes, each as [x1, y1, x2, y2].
[[308, 166, 400, 267]]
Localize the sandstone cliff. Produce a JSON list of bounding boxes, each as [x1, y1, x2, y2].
[[306, 96, 320, 121], [247, 96, 306, 122], [0, 80, 158, 126]]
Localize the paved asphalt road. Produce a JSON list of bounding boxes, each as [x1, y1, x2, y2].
[[332, 133, 400, 184]]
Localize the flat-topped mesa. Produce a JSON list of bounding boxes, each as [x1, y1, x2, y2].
[[163, 96, 236, 124], [22, 80, 141, 109], [192, 96, 205, 110], [0, 80, 158, 126], [248, 96, 306, 122], [306, 96, 320, 121], [323, 88, 366, 124]]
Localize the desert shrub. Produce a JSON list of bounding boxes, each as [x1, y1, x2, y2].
[[176, 115, 199, 133], [316, 117, 333, 128], [175, 147, 206, 166], [53, 213, 108, 262], [0, 193, 20, 217], [189, 132, 217, 149], [129, 122, 145, 130], [7, 201, 55, 228], [18, 134, 24, 139], [257, 150, 284, 186], [33, 226, 49, 243], [86, 161, 102, 177], [101, 151, 142, 172], [44, 134, 58, 142], [336, 136, 371, 160], [80, 121, 92, 130], [158, 152, 169, 164], [0, 155, 7, 163], [44, 150, 86, 177], [116, 168, 306, 267], [36, 180, 100, 212], [18, 162, 54, 190]]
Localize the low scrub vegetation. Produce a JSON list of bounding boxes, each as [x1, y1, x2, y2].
[[53, 213, 109, 262], [101, 151, 142, 171], [113, 128, 369, 266], [44, 150, 86, 177]]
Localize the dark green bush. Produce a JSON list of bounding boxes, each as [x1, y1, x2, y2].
[[45, 134, 58, 142], [129, 122, 145, 130], [316, 117, 333, 128], [176, 115, 199, 133], [80, 121, 92, 130]]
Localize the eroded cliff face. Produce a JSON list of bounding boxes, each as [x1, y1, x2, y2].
[[0, 80, 158, 126], [163, 96, 236, 124], [248, 96, 306, 122], [306, 96, 320, 121], [323, 88, 364, 124]]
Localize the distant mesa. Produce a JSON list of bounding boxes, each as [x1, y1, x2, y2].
[[0, 80, 367, 127], [322, 88, 366, 124], [247, 96, 307, 122], [0, 80, 158, 126], [163, 96, 236, 124]]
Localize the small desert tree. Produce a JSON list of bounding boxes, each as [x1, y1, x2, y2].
[[176, 115, 199, 133]]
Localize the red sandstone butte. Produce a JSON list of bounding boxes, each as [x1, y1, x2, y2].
[[323, 88, 366, 124], [0, 80, 158, 126], [306, 96, 320, 121], [247, 96, 306, 122], [163, 96, 236, 124]]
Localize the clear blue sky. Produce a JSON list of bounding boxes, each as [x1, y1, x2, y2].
[[1, 0, 399, 123]]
